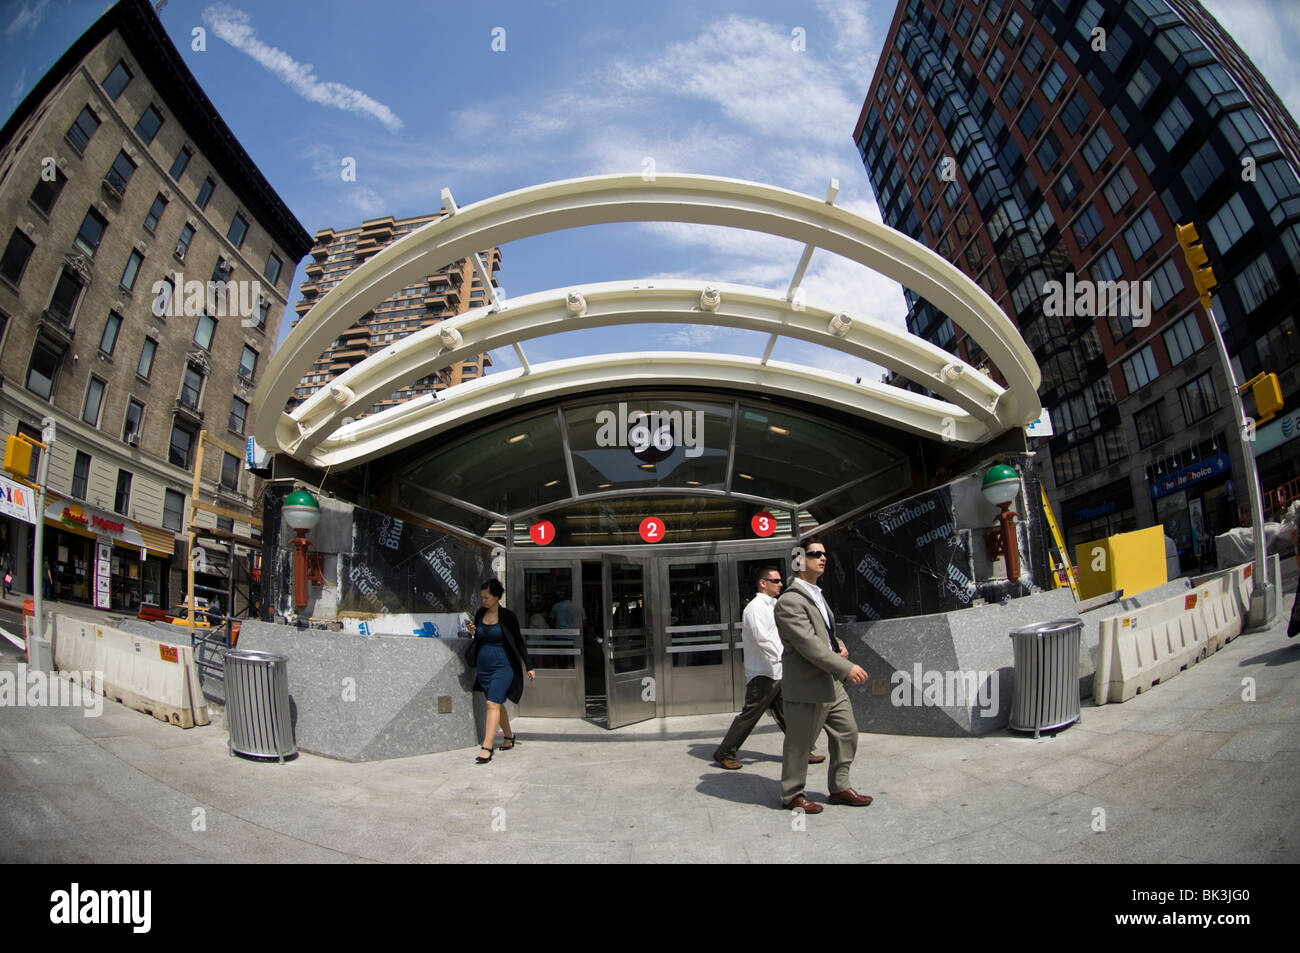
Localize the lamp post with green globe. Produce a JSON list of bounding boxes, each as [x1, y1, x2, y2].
[[282, 489, 320, 611], [982, 464, 1022, 583]]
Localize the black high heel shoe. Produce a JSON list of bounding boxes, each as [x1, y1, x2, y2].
[[475, 746, 494, 764], [498, 734, 518, 750]]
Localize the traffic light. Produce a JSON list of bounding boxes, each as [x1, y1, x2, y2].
[[3, 435, 32, 480], [1253, 372, 1284, 423], [1175, 223, 1218, 310]]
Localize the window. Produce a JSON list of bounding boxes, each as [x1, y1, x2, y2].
[[193, 313, 216, 350], [1081, 127, 1114, 171], [105, 150, 136, 194], [1122, 345, 1159, 393], [1091, 246, 1122, 283], [144, 193, 168, 232], [1020, 35, 1045, 72], [1102, 167, 1138, 214], [196, 177, 215, 210], [1181, 141, 1224, 199], [220, 452, 240, 491], [1124, 209, 1161, 259], [264, 252, 282, 285], [169, 146, 192, 180], [1, 228, 36, 285], [26, 339, 62, 399], [971, 27, 989, 58], [955, 8, 972, 37], [1001, 73, 1024, 108], [137, 337, 157, 379], [47, 269, 83, 325], [1149, 257, 1185, 312], [99, 311, 122, 356], [1042, 62, 1067, 102], [227, 213, 249, 249], [229, 396, 248, 434], [985, 48, 1006, 82], [1060, 92, 1089, 136], [1180, 372, 1220, 423], [1134, 402, 1165, 448], [133, 105, 163, 144], [65, 106, 100, 153], [1164, 312, 1204, 366], [82, 376, 106, 426], [1036, 131, 1063, 172], [168, 424, 195, 469], [114, 470, 132, 515], [1234, 251, 1279, 312], [253, 296, 270, 330], [123, 399, 145, 443], [120, 249, 144, 291], [1017, 102, 1044, 139], [1127, 61, 1160, 110], [239, 345, 258, 381], [102, 60, 133, 100], [1003, 11, 1024, 44], [1072, 204, 1104, 248], [175, 223, 195, 259], [71, 452, 91, 500], [180, 365, 204, 408], [29, 166, 67, 214], [1153, 97, 1194, 151], [217, 515, 234, 533], [163, 489, 185, 532], [1206, 193, 1252, 252], [75, 208, 109, 256]]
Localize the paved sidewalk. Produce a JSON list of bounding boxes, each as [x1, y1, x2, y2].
[[1, 603, 1297, 864]]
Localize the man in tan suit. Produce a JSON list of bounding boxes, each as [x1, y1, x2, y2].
[[774, 539, 872, 813]]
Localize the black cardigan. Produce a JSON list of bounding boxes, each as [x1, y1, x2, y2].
[[468, 606, 533, 704]]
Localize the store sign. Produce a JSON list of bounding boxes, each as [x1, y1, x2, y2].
[[0, 475, 38, 524], [1252, 410, 1300, 457], [45, 500, 147, 547], [1148, 452, 1231, 500]]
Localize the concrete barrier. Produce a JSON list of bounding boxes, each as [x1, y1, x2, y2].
[[51, 615, 208, 728], [1093, 565, 1250, 704]]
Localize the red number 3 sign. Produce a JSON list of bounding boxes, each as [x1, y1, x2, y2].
[[751, 511, 776, 537]]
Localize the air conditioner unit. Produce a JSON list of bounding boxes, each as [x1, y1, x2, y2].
[[174, 248, 186, 263], [127, 433, 140, 447]]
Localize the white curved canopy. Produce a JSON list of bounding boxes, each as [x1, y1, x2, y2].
[[255, 173, 1041, 468]]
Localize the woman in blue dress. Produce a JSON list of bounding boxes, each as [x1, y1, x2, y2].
[[465, 579, 534, 763]]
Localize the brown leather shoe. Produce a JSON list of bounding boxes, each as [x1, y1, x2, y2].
[[783, 794, 823, 813], [713, 753, 742, 770], [828, 788, 873, 806], [808, 753, 826, 764]]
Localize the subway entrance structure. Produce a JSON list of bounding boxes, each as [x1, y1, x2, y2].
[[251, 173, 1050, 735]]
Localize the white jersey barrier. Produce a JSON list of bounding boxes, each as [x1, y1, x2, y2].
[[1094, 564, 1252, 704], [52, 616, 210, 728]]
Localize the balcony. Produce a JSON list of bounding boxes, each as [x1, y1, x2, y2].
[[300, 281, 319, 298], [101, 172, 127, 202], [304, 260, 324, 279], [173, 397, 204, 426]]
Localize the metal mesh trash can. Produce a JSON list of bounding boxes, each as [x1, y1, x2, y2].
[[222, 649, 296, 762], [1008, 619, 1083, 738]]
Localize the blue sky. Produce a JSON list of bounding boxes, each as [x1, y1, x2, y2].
[[4, 0, 1300, 382]]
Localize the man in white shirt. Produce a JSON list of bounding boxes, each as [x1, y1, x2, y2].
[[713, 565, 826, 769]]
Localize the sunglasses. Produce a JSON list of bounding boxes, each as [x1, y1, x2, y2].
[[805, 551, 828, 558], [762, 577, 783, 584]]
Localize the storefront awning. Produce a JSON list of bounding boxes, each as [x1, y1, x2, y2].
[[41, 496, 175, 556]]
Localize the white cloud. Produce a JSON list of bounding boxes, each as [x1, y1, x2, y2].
[[9, 67, 26, 109], [4, 0, 50, 39], [201, 5, 403, 132]]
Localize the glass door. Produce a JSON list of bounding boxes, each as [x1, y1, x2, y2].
[[602, 554, 657, 728], [662, 558, 734, 716], [512, 560, 584, 717]]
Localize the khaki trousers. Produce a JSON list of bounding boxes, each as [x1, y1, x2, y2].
[[781, 680, 858, 803]]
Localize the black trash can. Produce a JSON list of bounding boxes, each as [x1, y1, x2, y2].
[[222, 649, 296, 762], [1008, 618, 1083, 738]]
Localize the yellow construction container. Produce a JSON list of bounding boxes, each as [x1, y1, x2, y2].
[[1073, 525, 1168, 600]]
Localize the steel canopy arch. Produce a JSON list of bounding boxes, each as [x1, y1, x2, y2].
[[254, 173, 1041, 468]]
